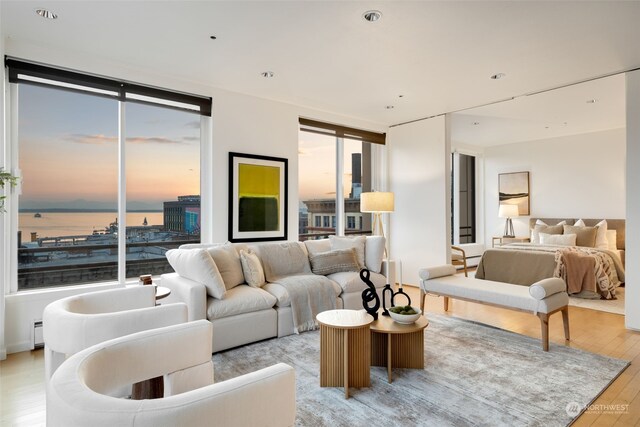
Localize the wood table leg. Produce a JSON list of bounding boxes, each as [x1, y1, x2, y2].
[[344, 329, 349, 399], [387, 333, 392, 383], [561, 307, 570, 341]]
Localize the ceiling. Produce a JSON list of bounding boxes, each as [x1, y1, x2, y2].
[[2, 1, 640, 126], [451, 73, 626, 147]]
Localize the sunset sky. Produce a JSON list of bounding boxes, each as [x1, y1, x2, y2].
[[18, 84, 200, 211]]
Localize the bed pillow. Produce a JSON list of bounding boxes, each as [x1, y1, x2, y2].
[[606, 230, 618, 250], [573, 219, 608, 249], [166, 248, 226, 299], [540, 233, 577, 246], [309, 248, 360, 275], [563, 225, 597, 248], [531, 223, 565, 244]]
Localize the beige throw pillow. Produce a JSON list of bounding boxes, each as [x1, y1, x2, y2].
[[563, 225, 597, 248], [574, 219, 608, 249], [166, 249, 226, 299], [540, 233, 577, 246], [239, 249, 266, 288], [329, 235, 366, 268], [531, 224, 564, 244], [309, 248, 360, 276], [207, 244, 245, 290]]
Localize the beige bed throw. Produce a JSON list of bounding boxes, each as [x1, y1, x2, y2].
[[563, 251, 597, 295]]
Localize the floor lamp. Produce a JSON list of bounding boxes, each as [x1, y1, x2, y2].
[[361, 191, 395, 256]]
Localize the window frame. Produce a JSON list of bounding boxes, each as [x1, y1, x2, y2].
[[4, 61, 211, 293]]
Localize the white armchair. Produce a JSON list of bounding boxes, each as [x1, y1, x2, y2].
[[47, 320, 297, 427], [42, 286, 188, 383]]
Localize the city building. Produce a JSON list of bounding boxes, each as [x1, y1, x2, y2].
[[163, 195, 201, 234]]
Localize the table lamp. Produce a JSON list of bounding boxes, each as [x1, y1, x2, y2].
[[498, 204, 519, 238], [360, 191, 394, 240]]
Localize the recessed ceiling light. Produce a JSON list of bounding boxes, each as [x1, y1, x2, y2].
[[472, 122, 480, 125], [210, 35, 217, 40], [398, 95, 404, 98], [385, 105, 394, 110], [261, 71, 275, 78], [363, 10, 382, 22], [35, 8, 58, 19], [490, 73, 506, 80], [586, 99, 597, 104]]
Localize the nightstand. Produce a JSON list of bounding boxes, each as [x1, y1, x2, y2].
[[492, 236, 530, 248]]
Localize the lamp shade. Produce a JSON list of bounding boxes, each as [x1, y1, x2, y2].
[[360, 192, 395, 213], [498, 204, 519, 218]]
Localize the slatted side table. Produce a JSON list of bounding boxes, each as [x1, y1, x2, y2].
[[370, 315, 429, 383], [316, 310, 374, 399]]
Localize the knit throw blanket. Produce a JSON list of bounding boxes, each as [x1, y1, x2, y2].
[[270, 274, 337, 333]]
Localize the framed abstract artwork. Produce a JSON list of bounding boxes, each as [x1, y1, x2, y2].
[[228, 152, 288, 242], [498, 171, 530, 216]]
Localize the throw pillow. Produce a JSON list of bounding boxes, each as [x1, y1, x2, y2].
[[206, 244, 245, 290], [606, 229, 618, 251], [563, 225, 597, 248], [309, 248, 360, 275], [329, 235, 366, 268], [572, 219, 608, 249], [531, 224, 564, 244], [239, 249, 266, 288], [166, 249, 226, 299], [540, 233, 577, 246]]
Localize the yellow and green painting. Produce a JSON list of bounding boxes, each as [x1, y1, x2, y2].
[[238, 163, 280, 232]]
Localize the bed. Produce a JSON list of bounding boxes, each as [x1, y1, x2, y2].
[[476, 218, 625, 300]]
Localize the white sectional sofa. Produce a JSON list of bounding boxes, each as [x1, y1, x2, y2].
[[161, 236, 387, 352]]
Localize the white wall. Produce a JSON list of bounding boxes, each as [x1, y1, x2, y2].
[[625, 71, 640, 330], [483, 128, 626, 246], [388, 115, 450, 287], [1, 39, 387, 353]]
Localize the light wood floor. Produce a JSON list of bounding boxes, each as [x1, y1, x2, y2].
[[1, 287, 638, 426]]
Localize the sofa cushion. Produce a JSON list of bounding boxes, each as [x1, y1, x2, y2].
[[206, 285, 276, 320], [329, 235, 366, 268], [326, 270, 387, 294], [207, 244, 245, 290], [166, 249, 226, 299], [365, 236, 385, 273], [303, 239, 331, 256], [309, 248, 360, 275], [239, 249, 266, 288], [263, 275, 341, 307], [254, 242, 311, 282]]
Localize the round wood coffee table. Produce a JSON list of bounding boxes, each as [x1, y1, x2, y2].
[[370, 315, 429, 383], [316, 310, 374, 398]]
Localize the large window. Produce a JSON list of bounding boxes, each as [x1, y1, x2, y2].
[[298, 119, 382, 241], [9, 59, 209, 290]]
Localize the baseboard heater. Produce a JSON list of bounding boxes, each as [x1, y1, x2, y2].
[[33, 320, 44, 349]]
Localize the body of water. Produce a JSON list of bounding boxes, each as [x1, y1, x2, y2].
[[19, 212, 164, 239]]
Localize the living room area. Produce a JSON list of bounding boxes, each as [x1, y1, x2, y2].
[[2, 1, 640, 426]]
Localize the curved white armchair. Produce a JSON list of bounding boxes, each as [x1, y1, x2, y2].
[[43, 286, 188, 383], [47, 320, 296, 427]]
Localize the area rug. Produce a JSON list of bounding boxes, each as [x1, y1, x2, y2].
[[569, 287, 625, 315], [213, 314, 629, 427]]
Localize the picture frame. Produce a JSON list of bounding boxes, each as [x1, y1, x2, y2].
[[228, 152, 288, 242], [498, 171, 530, 216]]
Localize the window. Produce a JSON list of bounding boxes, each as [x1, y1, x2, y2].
[[298, 118, 383, 241], [323, 216, 330, 228], [451, 153, 477, 244], [314, 216, 321, 227], [9, 59, 210, 290]]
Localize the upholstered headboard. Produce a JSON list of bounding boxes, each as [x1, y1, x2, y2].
[[528, 218, 625, 250]]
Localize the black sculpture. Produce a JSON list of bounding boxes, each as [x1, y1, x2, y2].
[[381, 282, 412, 316], [360, 268, 380, 320]]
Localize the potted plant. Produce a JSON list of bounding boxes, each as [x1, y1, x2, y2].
[[0, 168, 19, 212]]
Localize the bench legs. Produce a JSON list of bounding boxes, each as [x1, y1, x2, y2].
[[538, 307, 570, 352], [419, 290, 449, 313]]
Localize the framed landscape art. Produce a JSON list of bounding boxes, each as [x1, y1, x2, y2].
[[498, 171, 530, 216], [228, 152, 288, 242]]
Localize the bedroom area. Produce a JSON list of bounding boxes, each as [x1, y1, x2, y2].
[[450, 73, 626, 316]]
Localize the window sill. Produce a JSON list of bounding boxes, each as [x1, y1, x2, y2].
[[6, 280, 138, 302]]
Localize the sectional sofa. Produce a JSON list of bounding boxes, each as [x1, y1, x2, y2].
[[161, 236, 387, 352]]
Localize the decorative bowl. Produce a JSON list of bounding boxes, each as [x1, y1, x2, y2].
[[388, 306, 422, 324]]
